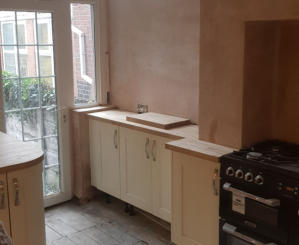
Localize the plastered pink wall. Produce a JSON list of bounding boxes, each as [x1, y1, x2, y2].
[[200, 0, 299, 148], [107, 0, 200, 123]]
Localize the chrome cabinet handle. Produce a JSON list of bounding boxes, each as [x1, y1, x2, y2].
[[0, 181, 5, 209], [113, 129, 118, 149], [13, 178, 20, 206], [151, 140, 156, 162], [213, 169, 219, 196], [223, 223, 277, 245], [145, 137, 150, 159], [223, 182, 280, 207]]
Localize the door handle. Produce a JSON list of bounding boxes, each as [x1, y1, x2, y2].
[[113, 129, 118, 149], [223, 182, 280, 207], [223, 223, 277, 245], [13, 178, 20, 206], [151, 140, 156, 162], [0, 181, 5, 209], [213, 168, 219, 196], [145, 137, 150, 159]]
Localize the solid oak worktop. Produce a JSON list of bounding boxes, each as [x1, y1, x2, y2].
[[88, 109, 235, 162], [165, 138, 235, 162], [88, 109, 198, 140], [0, 132, 44, 172]]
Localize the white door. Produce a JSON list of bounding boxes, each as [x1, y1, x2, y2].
[[0, 10, 72, 206], [120, 127, 152, 213]]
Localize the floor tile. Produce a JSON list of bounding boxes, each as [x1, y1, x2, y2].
[[45, 196, 171, 245], [69, 231, 102, 245], [45, 225, 62, 245], [52, 237, 76, 245], [46, 217, 77, 236]]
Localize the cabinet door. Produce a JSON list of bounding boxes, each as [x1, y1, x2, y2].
[[172, 152, 220, 245], [120, 127, 152, 213], [89, 119, 101, 189], [8, 163, 45, 245], [151, 136, 172, 222], [98, 121, 120, 198], [0, 173, 10, 236]]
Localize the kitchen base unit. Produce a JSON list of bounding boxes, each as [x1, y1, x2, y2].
[[171, 152, 220, 245], [0, 132, 45, 245], [88, 118, 172, 223]]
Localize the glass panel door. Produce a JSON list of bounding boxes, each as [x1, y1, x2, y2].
[[0, 11, 61, 198]]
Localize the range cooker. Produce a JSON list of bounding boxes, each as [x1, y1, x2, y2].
[[220, 141, 299, 245]]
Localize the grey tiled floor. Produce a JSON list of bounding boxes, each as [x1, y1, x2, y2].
[[45, 195, 172, 245]]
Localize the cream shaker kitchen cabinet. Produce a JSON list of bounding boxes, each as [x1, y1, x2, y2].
[[7, 163, 45, 245], [89, 119, 101, 189], [172, 152, 220, 245], [89, 120, 121, 198], [89, 119, 172, 222], [0, 173, 10, 235], [120, 127, 172, 222], [119, 127, 153, 213], [0, 163, 45, 245], [151, 135, 172, 223]]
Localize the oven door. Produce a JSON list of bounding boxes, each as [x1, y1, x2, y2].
[[220, 181, 289, 244], [220, 220, 281, 245]]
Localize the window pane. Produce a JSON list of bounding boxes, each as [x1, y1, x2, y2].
[[1, 23, 15, 48], [39, 46, 54, 76], [71, 3, 96, 105], [2, 78, 19, 110], [5, 111, 22, 140], [44, 166, 60, 196], [21, 78, 39, 108], [19, 46, 38, 77], [16, 12, 36, 45], [3, 52, 17, 75], [37, 13, 52, 45], [23, 108, 42, 140], [44, 136, 59, 164], [17, 24, 25, 45], [40, 77, 56, 106], [42, 107, 58, 136], [19, 53, 28, 77]]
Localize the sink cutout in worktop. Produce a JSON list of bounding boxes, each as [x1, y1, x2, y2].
[[126, 112, 191, 129]]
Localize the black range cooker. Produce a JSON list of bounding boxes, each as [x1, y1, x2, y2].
[[219, 141, 299, 245]]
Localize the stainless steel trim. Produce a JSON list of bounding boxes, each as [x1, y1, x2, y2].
[[213, 169, 219, 196], [145, 137, 150, 159], [13, 178, 20, 206], [0, 181, 5, 209], [223, 223, 277, 245], [223, 182, 280, 207], [151, 140, 156, 162], [114, 129, 118, 149]]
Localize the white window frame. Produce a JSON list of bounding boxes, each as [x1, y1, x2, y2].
[[69, 0, 109, 109]]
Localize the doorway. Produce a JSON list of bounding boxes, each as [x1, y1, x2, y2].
[[0, 10, 68, 205]]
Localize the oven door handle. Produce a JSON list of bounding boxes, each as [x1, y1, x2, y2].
[[223, 223, 278, 245], [223, 183, 280, 207]]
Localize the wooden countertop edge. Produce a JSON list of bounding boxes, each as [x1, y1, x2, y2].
[[72, 105, 117, 115], [165, 143, 221, 162], [88, 114, 184, 140], [0, 155, 44, 173]]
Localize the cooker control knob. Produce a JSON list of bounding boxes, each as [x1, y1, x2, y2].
[[255, 175, 264, 185], [235, 169, 244, 179], [226, 167, 235, 176], [245, 172, 254, 182]]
